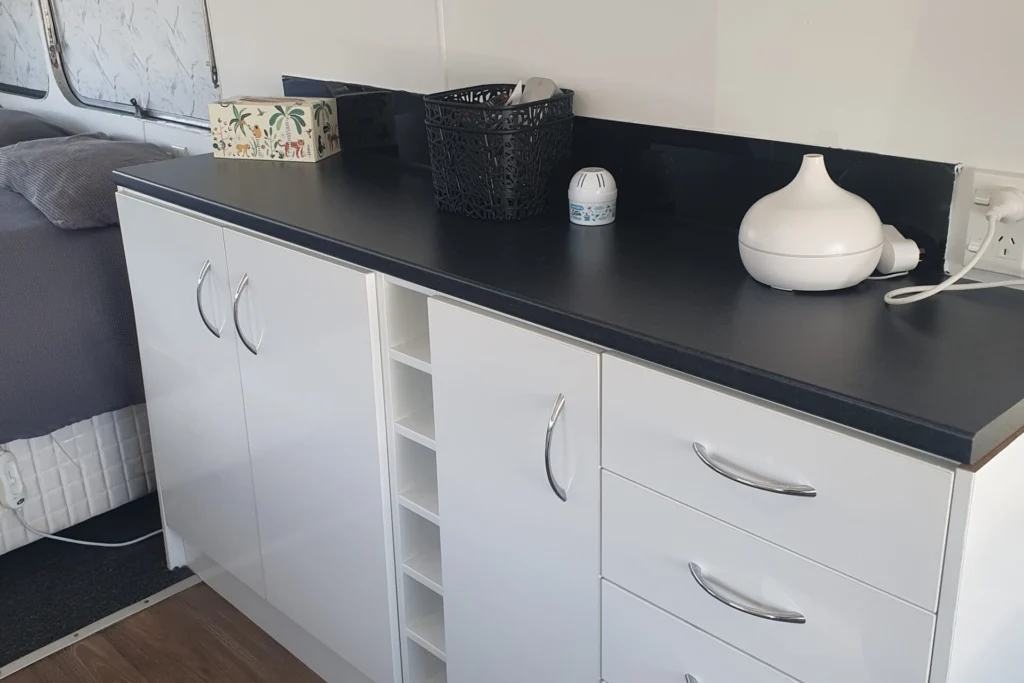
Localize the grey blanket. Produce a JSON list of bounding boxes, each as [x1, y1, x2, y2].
[[0, 189, 143, 442]]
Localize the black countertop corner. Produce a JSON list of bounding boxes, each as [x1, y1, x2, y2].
[[114, 153, 1024, 465]]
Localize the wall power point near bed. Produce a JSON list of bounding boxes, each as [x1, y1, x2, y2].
[[0, 450, 26, 510], [964, 170, 1024, 279]]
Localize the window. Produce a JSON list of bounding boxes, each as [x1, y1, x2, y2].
[[0, 0, 49, 97], [46, 0, 219, 124]]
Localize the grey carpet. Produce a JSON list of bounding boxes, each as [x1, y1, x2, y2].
[[0, 494, 193, 666]]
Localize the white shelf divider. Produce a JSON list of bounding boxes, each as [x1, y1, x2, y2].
[[395, 408, 436, 450], [406, 637, 447, 683], [390, 335, 432, 374], [406, 613, 447, 662], [404, 549, 443, 596], [399, 487, 441, 526]]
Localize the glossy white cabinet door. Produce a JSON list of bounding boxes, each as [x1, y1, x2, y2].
[[223, 230, 399, 683], [116, 194, 265, 596], [429, 298, 601, 683]]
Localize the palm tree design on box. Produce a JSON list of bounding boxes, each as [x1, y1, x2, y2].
[[269, 105, 307, 158], [312, 101, 336, 155], [228, 105, 251, 135]]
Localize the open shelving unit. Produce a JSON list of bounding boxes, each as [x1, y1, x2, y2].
[[380, 276, 446, 683]]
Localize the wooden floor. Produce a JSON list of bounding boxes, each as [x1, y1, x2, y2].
[[6, 584, 324, 683]]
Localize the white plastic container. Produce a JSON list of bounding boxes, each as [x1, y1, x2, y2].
[[569, 167, 617, 226], [738, 154, 883, 291]]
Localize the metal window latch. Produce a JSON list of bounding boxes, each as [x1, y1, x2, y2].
[[130, 98, 147, 119]]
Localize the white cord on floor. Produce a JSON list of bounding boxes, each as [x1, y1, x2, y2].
[[885, 210, 1024, 305], [14, 509, 162, 548]]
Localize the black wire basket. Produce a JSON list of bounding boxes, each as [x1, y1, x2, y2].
[[424, 85, 574, 221]]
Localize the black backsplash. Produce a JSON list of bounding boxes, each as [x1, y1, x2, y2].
[[284, 76, 957, 264]]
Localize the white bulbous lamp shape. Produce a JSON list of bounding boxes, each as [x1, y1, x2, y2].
[[738, 154, 883, 291]]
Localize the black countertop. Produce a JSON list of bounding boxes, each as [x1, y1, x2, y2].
[[115, 154, 1024, 465]]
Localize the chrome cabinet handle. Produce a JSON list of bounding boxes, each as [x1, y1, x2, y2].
[[688, 562, 806, 624], [232, 273, 259, 356], [196, 260, 221, 338], [692, 443, 816, 497], [544, 393, 567, 502], [684, 676, 699, 683]]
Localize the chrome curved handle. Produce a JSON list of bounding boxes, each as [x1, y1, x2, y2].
[[544, 393, 567, 502], [692, 443, 816, 497], [684, 676, 699, 683], [689, 562, 806, 624], [196, 260, 221, 338], [232, 273, 259, 356]]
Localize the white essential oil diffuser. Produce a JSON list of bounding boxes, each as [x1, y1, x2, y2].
[[738, 154, 883, 291], [569, 167, 617, 225]]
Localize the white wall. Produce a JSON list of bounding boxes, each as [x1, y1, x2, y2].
[[206, 0, 1024, 174], [205, 0, 446, 99]]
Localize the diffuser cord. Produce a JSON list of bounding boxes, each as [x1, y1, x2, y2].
[[885, 189, 1024, 305]]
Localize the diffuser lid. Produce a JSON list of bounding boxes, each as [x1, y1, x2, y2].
[[739, 154, 882, 258]]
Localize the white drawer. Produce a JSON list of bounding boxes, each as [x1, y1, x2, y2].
[[603, 580, 798, 683], [602, 472, 935, 683], [602, 353, 953, 611]]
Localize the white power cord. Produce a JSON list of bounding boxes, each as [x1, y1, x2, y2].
[[13, 509, 162, 548], [868, 271, 910, 281], [1, 439, 162, 548], [885, 188, 1024, 305]]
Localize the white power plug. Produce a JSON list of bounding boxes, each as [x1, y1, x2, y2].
[[886, 185, 1024, 305], [877, 225, 921, 275], [0, 450, 26, 510]]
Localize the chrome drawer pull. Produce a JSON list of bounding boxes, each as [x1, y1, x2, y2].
[[684, 676, 699, 683], [196, 260, 221, 338], [233, 273, 259, 356], [544, 393, 567, 502], [688, 562, 806, 624], [692, 443, 816, 497]]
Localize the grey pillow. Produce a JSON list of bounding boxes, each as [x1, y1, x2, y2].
[[0, 109, 68, 147], [0, 133, 170, 229]]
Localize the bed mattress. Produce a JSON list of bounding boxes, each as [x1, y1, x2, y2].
[[0, 188, 144, 443], [0, 404, 155, 555]]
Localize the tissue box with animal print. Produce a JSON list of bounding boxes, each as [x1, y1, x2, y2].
[[209, 96, 340, 162]]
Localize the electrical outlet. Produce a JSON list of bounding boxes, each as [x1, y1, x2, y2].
[[964, 170, 1024, 278]]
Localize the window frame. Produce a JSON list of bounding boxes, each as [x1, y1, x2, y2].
[[0, 83, 47, 99], [36, 0, 218, 129]]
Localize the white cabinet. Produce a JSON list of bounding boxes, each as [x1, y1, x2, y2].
[[117, 194, 265, 597], [223, 230, 399, 683], [119, 193, 398, 683], [428, 298, 601, 683]]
